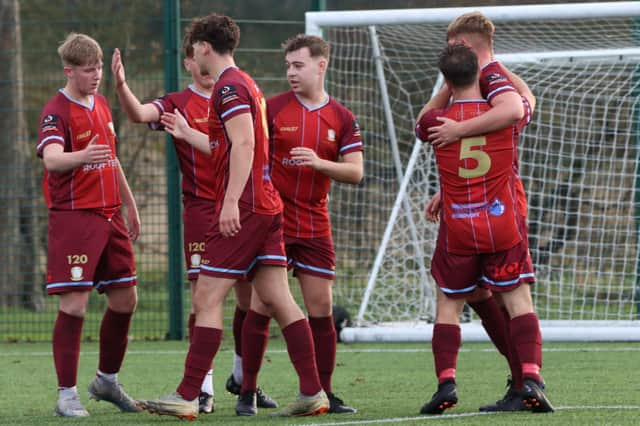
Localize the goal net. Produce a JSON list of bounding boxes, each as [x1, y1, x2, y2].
[[307, 2, 640, 341]]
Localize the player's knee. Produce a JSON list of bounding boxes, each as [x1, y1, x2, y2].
[[107, 291, 137, 313], [306, 299, 332, 317]]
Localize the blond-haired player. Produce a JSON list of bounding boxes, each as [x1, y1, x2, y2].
[[37, 33, 141, 417]]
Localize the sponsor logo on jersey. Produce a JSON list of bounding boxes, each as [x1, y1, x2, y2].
[[82, 159, 116, 172], [279, 126, 298, 132], [282, 157, 305, 166], [193, 117, 208, 124], [219, 85, 239, 104], [489, 198, 505, 216], [76, 130, 92, 140], [328, 129, 336, 141], [451, 198, 506, 219], [41, 114, 59, 132], [70, 266, 84, 281], [486, 73, 507, 85], [352, 119, 361, 137]]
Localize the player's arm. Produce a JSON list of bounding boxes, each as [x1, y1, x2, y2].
[[160, 109, 211, 155], [42, 134, 111, 173], [289, 148, 363, 184], [416, 85, 451, 122], [115, 157, 140, 241], [428, 91, 523, 148], [220, 113, 254, 237], [112, 48, 160, 123], [501, 65, 536, 112]]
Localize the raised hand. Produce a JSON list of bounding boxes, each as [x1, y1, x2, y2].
[[111, 48, 126, 88]]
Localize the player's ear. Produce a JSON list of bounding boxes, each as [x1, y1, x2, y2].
[[183, 57, 191, 72], [318, 57, 328, 73], [63, 66, 73, 78]]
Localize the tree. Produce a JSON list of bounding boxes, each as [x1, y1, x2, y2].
[[0, 0, 43, 310]]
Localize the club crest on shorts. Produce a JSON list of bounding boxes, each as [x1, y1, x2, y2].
[[70, 266, 84, 281], [190, 253, 202, 268]]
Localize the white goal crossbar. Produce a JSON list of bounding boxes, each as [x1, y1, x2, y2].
[[306, 2, 640, 36]]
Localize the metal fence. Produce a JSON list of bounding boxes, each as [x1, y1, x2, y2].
[[0, 0, 308, 342]]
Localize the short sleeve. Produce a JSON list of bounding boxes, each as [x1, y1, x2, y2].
[[415, 109, 445, 142], [338, 111, 363, 156], [37, 112, 66, 158], [480, 63, 517, 103], [213, 83, 252, 123], [148, 95, 175, 131]]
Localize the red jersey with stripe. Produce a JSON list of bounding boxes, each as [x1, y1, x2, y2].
[[37, 90, 120, 212], [480, 61, 531, 217], [210, 67, 282, 215], [150, 85, 216, 201], [268, 91, 363, 238], [416, 100, 528, 255]]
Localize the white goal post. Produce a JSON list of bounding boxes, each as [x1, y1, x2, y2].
[[306, 2, 640, 341]]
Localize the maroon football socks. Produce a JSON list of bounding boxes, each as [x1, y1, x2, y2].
[[432, 323, 461, 384]]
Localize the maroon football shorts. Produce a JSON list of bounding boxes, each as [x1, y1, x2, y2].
[[46, 209, 136, 295], [199, 208, 287, 281], [183, 196, 216, 281], [431, 237, 535, 299], [284, 235, 336, 280]]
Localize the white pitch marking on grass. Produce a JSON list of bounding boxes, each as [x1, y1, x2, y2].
[[305, 406, 640, 426], [4, 346, 640, 357]]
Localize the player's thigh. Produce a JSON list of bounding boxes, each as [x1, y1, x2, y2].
[[233, 280, 252, 311], [500, 282, 534, 318], [435, 288, 466, 325], [297, 273, 333, 317], [193, 273, 236, 312], [465, 287, 493, 304], [252, 265, 304, 327], [249, 287, 273, 317]]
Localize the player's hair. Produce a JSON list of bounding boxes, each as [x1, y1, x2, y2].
[[189, 13, 240, 55], [182, 24, 194, 58], [57, 33, 103, 67], [438, 43, 478, 89], [282, 34, 330, 60], [446, 12, 495, 46]]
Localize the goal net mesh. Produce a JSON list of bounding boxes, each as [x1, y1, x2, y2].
[[322, 14, 640, 324]]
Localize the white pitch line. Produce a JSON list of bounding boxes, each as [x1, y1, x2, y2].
[[2, 345, 640, 357], [305, 406, 640, 426]]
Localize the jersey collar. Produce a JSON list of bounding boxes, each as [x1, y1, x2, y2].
[[293, 91, 330, 112], [217, 65, 238, 80], [59, 89, 95, 110], [188, 84, 211, 100]]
